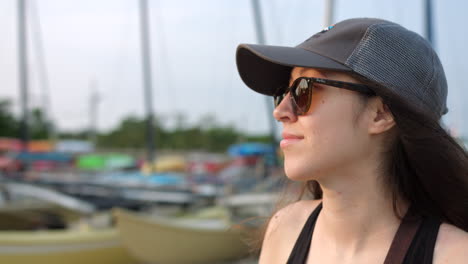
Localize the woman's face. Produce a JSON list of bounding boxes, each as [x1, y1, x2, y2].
[[274, 67, 372, 182]]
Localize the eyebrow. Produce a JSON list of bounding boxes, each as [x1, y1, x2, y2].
[[289, 69, 329, 84]]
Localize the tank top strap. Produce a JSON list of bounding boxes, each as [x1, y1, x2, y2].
[[384, 206, 422, 264], [285, 202, 441, 264], [385, 207, 442, 264], [286, 202, 322, 264], [402, 216, 441, 264]]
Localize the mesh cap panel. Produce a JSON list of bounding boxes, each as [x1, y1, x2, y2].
[[345, 23, 448, 116]]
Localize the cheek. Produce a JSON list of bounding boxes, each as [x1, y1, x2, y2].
[[283, 97, 363, 181], [283, 130, 336, 181], [307, 89, 325, 113]]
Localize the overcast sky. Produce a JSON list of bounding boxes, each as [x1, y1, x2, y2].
[[0, 0, 466, 137]]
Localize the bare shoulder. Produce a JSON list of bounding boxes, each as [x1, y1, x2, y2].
[[259, 199, 321, 264], [265, 199, 321, 236], [433, 223, 468, 264]]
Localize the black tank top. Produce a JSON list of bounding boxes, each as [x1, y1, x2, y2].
[[286, 203, 441, 264]]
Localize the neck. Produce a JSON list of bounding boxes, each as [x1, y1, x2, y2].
[[315, 162, 408, 256]]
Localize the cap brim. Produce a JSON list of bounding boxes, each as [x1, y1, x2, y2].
[[236, 44, 352, 96]]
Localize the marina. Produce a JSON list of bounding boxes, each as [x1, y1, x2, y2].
[[0, 0, 466, 263], [0, 138, 280, 263]]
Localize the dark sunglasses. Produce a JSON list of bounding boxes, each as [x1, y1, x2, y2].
[[274, 77, 376, 115]]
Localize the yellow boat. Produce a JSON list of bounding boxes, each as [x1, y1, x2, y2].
[[141, 155, 187, 173], [114, 208, 250, 264], [0, 228, 136, 264]]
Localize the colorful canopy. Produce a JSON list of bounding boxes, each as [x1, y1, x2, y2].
[[76, 154, 135, 171], [14, 152, 72, 163], [227, 142, 275, 157]]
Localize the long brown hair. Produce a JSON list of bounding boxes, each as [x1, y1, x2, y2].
[[354, 75, 467, 229], [249, 73, 468, 254], [365, 78, 468, 228]]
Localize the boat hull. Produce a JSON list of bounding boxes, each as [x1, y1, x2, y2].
[[0, 228, 136, 264], [115, 209, 250, 264]]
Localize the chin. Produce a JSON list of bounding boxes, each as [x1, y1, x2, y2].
[[284, 158, 317, 182]]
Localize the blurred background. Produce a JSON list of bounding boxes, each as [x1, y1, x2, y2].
[[0, 0, 466, 264]]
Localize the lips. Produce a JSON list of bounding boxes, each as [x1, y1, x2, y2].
[[280, 132, 304, 148]]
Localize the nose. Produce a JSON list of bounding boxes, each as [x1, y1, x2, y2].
[[273, 93, 298, 123]]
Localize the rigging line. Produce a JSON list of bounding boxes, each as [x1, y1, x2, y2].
[[210, 2, 220, 114], [217, 1, 235, 116], [225, 2, 239, 117], [283, 0, 299, 43], [28, 0, 55, 139], [266, 0, 283, 44], [98, 1, 136, 131], [106, 2, 133, 97], [151, 0, 176, 114], [225, 1, 243, 125], [394, 0, 403, 25]]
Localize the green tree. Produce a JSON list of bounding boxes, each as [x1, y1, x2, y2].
[[97, 115, 166, 149], [0, 99, 19, 137], [30, 108, 51, 139], [96, 113, 270, 152]]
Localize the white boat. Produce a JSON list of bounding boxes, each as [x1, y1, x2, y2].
[[218, 192, 278, 218], [2, 183, 95, 214], [0, 183, 96, 230]]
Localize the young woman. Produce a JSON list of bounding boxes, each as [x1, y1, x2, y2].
[[235, 18, 468, 263]]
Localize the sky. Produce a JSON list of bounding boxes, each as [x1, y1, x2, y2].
[[0, 0, 466, 138]]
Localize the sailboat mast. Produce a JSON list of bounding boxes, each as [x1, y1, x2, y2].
[[30, 0, 55, 141], [88, 79, 99, 145], [139, 0, 156, 163], [250, 0, 278, 166], [323, 0, 335, 26], [17, 0, 30, 152], [424, 0, 434, 47]]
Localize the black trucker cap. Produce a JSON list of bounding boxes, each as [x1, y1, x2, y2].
[[236, 18, 448, 117]]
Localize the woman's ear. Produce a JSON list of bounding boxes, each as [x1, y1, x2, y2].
[[367, 97, 396, 135]]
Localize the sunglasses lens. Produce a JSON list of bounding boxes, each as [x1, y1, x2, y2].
[[274, 87, 288, 107], [273, 94, 283, 107], [292, 78, 312, 114], [273, 78, 312, 115]]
